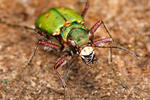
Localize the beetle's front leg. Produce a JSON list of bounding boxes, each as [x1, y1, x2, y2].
[[54, 54, 70, 88], [89, 20, 113, 42], [93, 38, 113, 46], [93, 38, 113, 62], [89, 20, 114, 62]]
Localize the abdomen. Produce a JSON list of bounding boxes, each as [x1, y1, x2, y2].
[[35, 8, 84, 36]]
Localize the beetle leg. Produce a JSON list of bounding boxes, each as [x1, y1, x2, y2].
[[0, 18, 35, 31], [54, 54, 70, 88], [39, 41, 61, 50], [8, 41, 61, 81], [93, 38, 114, 62], [89, 20, 113, 42], [81, 0, 89, 18], [4, 41, 39, 82], [63, 54, 78, 83], [89, 20, 114, 62], [63, 62, 72, 83], [93, 38, 113, 46], [22, 40, 39, 70]]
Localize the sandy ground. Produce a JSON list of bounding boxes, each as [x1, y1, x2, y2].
[[0, 0, 150, 100]]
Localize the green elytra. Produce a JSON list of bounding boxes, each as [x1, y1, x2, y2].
[[35, 7, 89, 47]]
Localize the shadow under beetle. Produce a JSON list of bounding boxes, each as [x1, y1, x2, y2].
[[0, 0, 137, 88]]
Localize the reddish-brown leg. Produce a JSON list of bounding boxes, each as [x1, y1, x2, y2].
[[81, 0, 89, 18], [39, 41, 69, 88], [93, 38, 114, 62], [89, 20, 113, 42], [39, 41, 61, 50], [7, 40, 61, 82], [54, 54, 69, 88], [93, 38, 113, 46], [25, 41, 61, 68], [89, 20, 114, 62]]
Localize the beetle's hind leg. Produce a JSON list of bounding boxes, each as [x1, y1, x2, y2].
[[0, 18, 35, 31], [1, 40, 39, 83]]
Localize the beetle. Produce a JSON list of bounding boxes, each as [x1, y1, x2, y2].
[[0, 0, 137, 88]]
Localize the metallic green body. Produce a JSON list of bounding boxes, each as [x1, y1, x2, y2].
[[62, 23, 88, 46], [35, 8, 83, 35], [35, 7, 89, 47], [69, 28, 89, 47]]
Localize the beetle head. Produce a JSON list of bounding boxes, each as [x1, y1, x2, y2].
[[80, 46, 97, 64]]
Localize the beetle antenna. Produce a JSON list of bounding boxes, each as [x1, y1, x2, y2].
[[96, 46, 138, 59], [0, 19, 35, 31]]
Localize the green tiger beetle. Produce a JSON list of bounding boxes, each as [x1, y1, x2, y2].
[[0, 0, 137, 88]]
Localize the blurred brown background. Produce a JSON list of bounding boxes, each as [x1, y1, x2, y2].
[[0, 0, 150, 99]]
